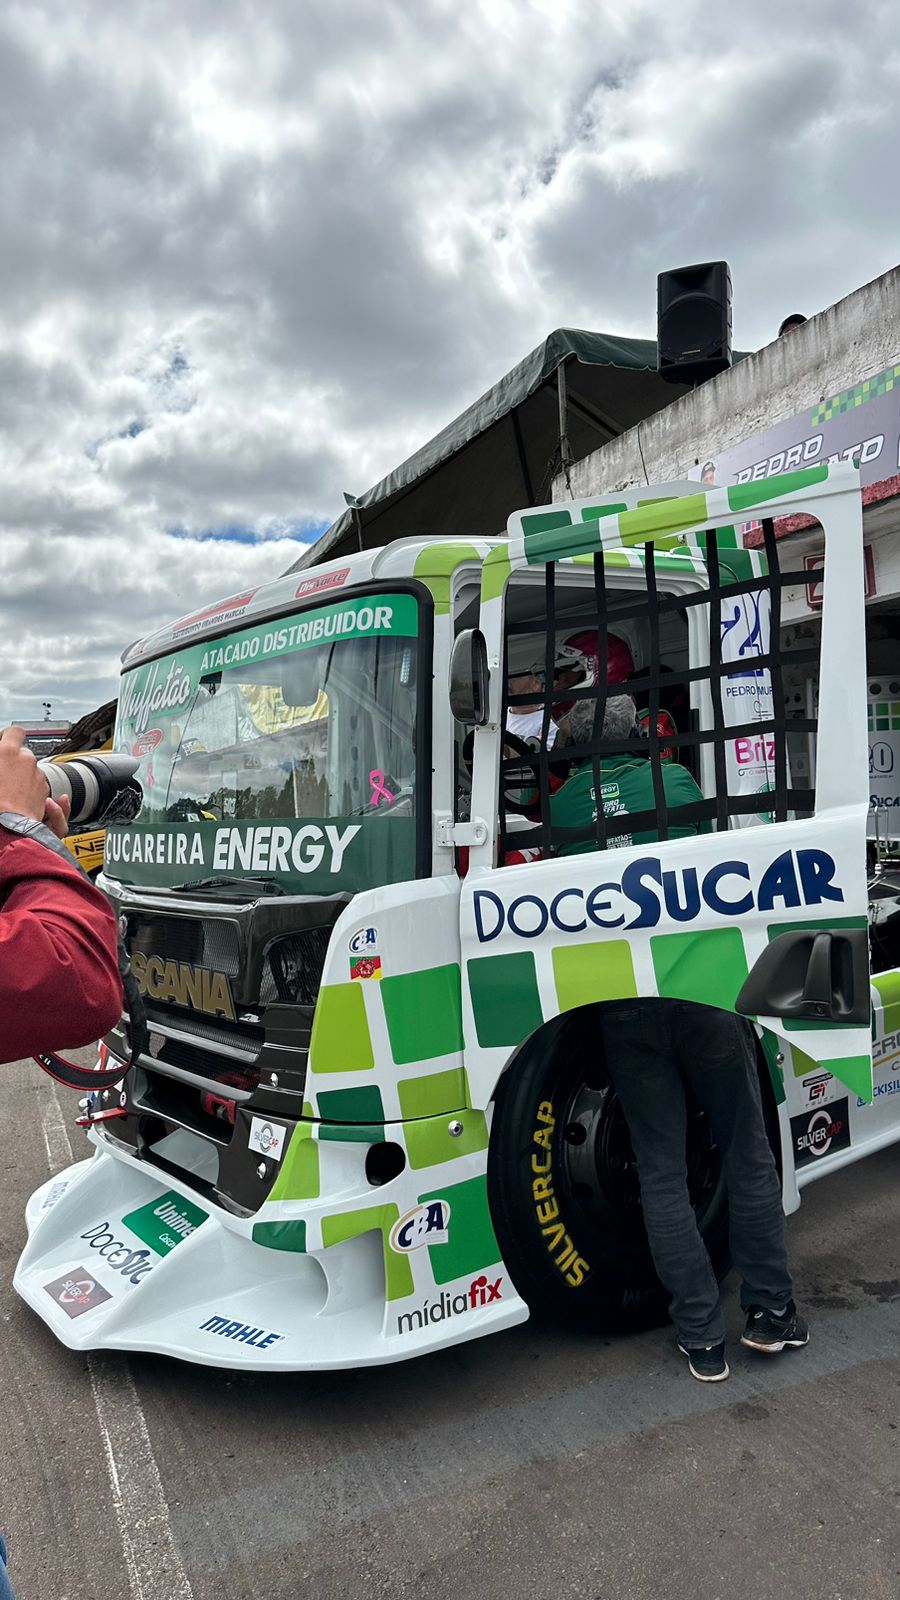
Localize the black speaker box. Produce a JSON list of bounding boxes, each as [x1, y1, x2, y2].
[[657, 261, 732, 385]]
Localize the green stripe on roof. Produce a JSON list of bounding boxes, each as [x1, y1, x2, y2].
[[574, 502, 627, 523], [520, 509, 573, 534], [726, 465, 829, 513], [618, 493, 708, 544], [482, 546, 512, 602], [413, 543, 480, 614]]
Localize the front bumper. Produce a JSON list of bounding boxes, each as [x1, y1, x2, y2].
[[15, 1114, 527, 1370]]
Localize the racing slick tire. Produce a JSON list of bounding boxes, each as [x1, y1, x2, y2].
[[487, 1007, 733, 1334]]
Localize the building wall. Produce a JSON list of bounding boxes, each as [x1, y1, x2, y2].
[[554, 264, 900, 499]]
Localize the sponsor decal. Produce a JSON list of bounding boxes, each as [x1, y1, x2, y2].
[[132, 728, 163, 758], [106, 820, 360, 878], [873, 1029, 900, 1067], [389, 1201, 451, 1254], [40, 1179, 71, 1212], [130, 951, 235, 1020], [802, 1072, 833, 1105], [790, 1098, 851, 1168], [172, 588, 258, 639], [121, 1191, 208, 1256], [735, 734, 776, 768], [530, 1100, 590, 1288], [473, 847, 844, 943], [79, 1222, 156, 1284], [295, 568, 350, 599], [44, 1269, 113, 1319], [248, 1118, 287, 1162], [396, 1275, 503, 1334], [349, 925, 381, 977], [857, 1076, 900, 1107], [198, 602, 403, 676], [199, 1315, 284, 1349], [119, 660, 195, 734], [119, 594, 415, 736], [350, 955, 382, 980]]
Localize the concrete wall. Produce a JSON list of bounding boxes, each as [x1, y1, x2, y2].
[[555, 264, 900, 498]]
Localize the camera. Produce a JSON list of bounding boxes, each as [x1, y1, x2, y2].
[[39, 754, 144, 827]]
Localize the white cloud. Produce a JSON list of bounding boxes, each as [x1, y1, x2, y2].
[[0, 0, 898, 721]]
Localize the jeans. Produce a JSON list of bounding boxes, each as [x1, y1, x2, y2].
[[602, 999, 793, 1346], [0, 1535, 16, 1600]]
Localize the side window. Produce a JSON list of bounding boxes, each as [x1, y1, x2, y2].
[[498, 522, 823, 860]]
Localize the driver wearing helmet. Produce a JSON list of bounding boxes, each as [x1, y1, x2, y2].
[[553, 630, 633, 720], [556, 629, 680, 759]]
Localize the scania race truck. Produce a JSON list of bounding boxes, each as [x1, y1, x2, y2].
[[16, 463, 900, 1369]]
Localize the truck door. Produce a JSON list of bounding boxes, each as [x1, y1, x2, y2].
[[459, 463, 873, 1112]]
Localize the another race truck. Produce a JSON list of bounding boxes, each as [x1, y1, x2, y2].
[[16, 463, 899, 1369]]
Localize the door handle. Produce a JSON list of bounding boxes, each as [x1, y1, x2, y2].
[[735, 926, 869, 1025]]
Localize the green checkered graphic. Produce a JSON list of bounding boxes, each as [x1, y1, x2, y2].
[[868, 701, 900, 732], [810, 364, 900, 427]]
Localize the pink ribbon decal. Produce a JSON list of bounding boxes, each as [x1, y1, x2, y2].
[[369, 769, 395, 806]]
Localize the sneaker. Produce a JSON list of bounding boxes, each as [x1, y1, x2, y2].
[[677, 1340, 729, 1382], [741, 1301, 810, 1354]]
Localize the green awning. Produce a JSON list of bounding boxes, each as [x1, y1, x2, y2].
[[290, 327, 710, 570]]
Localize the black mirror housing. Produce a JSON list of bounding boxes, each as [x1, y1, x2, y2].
[[449, 629, 489, 726]]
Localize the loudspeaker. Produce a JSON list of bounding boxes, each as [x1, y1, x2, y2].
[[657, 261, 732, 385]]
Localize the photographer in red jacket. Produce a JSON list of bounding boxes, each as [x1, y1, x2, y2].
[[0, 725, 122, 1065]]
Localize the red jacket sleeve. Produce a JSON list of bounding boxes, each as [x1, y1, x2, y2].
[[0, 830, 123, 1065]]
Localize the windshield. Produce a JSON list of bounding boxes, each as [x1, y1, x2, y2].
[[105, 591, 421, 893]]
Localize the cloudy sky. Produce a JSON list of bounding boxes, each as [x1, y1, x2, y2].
[[1, 0, 898, 723]]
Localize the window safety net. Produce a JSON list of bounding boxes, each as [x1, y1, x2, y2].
[[499, 519, 819, 860]]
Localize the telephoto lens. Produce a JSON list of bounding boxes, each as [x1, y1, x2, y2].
[[39, 754, 144, 826]]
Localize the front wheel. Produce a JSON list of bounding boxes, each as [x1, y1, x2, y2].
[[487, 1008, 730, 1333]]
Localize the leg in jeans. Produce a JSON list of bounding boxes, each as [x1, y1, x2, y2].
[[602, 1001, 725, 1346], [0, 1534, 17, 1600], [671, 1002, 793, 1315]]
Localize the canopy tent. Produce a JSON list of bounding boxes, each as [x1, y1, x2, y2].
[[290, 327, 741, 572]]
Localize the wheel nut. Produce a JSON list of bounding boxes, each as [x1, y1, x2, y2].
[[269, 1073, 279, 1087]]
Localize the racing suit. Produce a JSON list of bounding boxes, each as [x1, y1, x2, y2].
[[550, 754, 794, 1348], [0, 817, 122, 1064]]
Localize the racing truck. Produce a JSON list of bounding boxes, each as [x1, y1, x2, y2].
[[16, 462, 900, 1369]]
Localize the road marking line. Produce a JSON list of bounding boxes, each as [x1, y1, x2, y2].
[[40, 1082, 195, 1600]]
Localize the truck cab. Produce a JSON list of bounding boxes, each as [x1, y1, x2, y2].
[[15, 464, 890, 1369]]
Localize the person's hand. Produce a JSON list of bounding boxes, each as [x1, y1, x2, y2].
[[44, 794, 71, 839], [0, 725, 51, 822]]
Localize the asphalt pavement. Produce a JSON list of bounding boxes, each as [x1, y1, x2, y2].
[[2, 1055, 898, 1600]]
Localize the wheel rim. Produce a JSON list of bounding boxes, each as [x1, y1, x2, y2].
[[555, 1071, 724, 1267]]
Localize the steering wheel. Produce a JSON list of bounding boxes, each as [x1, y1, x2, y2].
[[501, 730, 544, 816]]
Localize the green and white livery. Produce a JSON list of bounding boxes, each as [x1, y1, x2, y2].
[[15, 463, 891, 1368]]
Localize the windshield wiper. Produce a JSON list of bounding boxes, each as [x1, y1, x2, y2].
[[171, 874, 286, 897]]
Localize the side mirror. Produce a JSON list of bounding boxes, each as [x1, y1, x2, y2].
[[449, 629, 489, 726]]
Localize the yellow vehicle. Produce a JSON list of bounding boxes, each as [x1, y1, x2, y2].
[[48, 700, 118, 880]]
